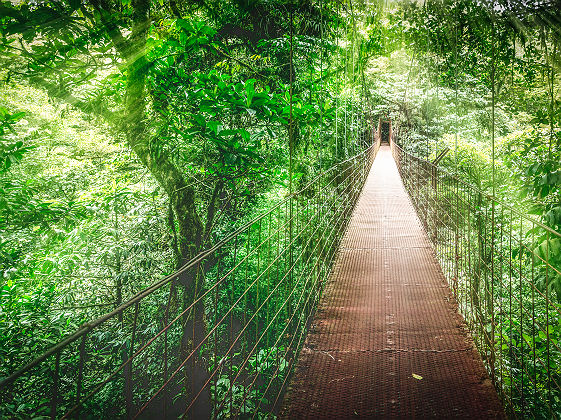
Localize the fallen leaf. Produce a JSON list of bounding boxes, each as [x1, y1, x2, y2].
[[412, 373, 423, 380]]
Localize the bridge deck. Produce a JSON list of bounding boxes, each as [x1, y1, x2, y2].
[[281, 145, 505, 419]]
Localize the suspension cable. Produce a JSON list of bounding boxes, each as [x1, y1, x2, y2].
[[491, 6, 496, 197], [335, 0, 339, 158], [424, 0, 430, 159], [289, 6, 294, 195], [343, 20, 346, 157], [319, 0, 324, 170], [454, 0, 459, 170]]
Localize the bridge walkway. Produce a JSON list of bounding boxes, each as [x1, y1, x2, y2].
[[281, 145, 505, 419]]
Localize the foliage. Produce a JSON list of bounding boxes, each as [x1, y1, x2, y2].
[[0, 0, 376, 418], [1, 0, 561, 417], [391, 1, 561, 417]]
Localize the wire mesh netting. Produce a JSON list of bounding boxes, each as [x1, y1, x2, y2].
[[392, 140, 561, 419]]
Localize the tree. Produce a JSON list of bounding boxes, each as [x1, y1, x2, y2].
[[0, 0, 341, 415]]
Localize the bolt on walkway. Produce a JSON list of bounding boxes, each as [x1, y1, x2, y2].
[[281, 145, 505, 419]]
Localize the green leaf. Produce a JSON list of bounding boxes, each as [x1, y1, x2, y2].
[[179, 31, 188, 46], [9, 112, 25, 121], [193, 114, 205, 127], [207, 121, 222, 135], [239, 129, 250, 142], [245, 79, 255, 107], [176, 19, 191, 31], [219, 129, 237, 137]]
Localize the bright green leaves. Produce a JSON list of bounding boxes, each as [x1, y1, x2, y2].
[[0, 106, 25, 134], [245, 79, 255, 107], [144, 13, 339, 195], [185, 94, 263, 172], [149, 67, 286, 186], [177, 19, 216, 38], [544, 207, 561, 228], [206, 120, 222, 136], [193, 114, 206, 128], [146, 19, 220, 78], [0, 1, 87, 51], [176, 72, 279, 125], [0, 107, 33, 173], [501, 129, 561, 230], [176, 19, 217, 49], [525, 163, 561, 200], [0, 140, 31, 173]]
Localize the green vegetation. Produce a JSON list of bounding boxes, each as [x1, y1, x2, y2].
[[388, 1, 561, 417], [0, 0, 560, 418]]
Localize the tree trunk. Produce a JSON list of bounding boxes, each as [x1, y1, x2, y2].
[[104, 0, 211, 415]]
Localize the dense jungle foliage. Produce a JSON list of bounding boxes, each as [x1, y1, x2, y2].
[[0, 0, 561, 418], [0, 0, 356, 365]]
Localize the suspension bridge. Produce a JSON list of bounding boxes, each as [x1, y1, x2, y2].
[[280, 144, 504, 418], [1, 127, 560, 419]]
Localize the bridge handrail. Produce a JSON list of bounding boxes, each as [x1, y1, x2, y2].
[[391, 140, 561, 241], [391, 137, 561, 417], [1, 135, 380, 419], [0, 141, 378, 391]]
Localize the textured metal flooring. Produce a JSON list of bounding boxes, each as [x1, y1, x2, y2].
[[280, 146, 505, 419]]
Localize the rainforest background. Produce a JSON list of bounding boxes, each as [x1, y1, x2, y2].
[[1, 0, 561, 418]]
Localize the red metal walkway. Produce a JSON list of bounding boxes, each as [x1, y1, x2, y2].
[[281, 145, 505, 419]]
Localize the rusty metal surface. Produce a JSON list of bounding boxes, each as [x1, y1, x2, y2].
[[280, 146, 505, 419]]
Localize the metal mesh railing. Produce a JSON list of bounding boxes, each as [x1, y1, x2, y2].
[[392, 140, 561, 419], [0, 138, 379, 419]]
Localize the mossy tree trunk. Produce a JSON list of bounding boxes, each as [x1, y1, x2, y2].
[[89, 0, 210, 415]]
